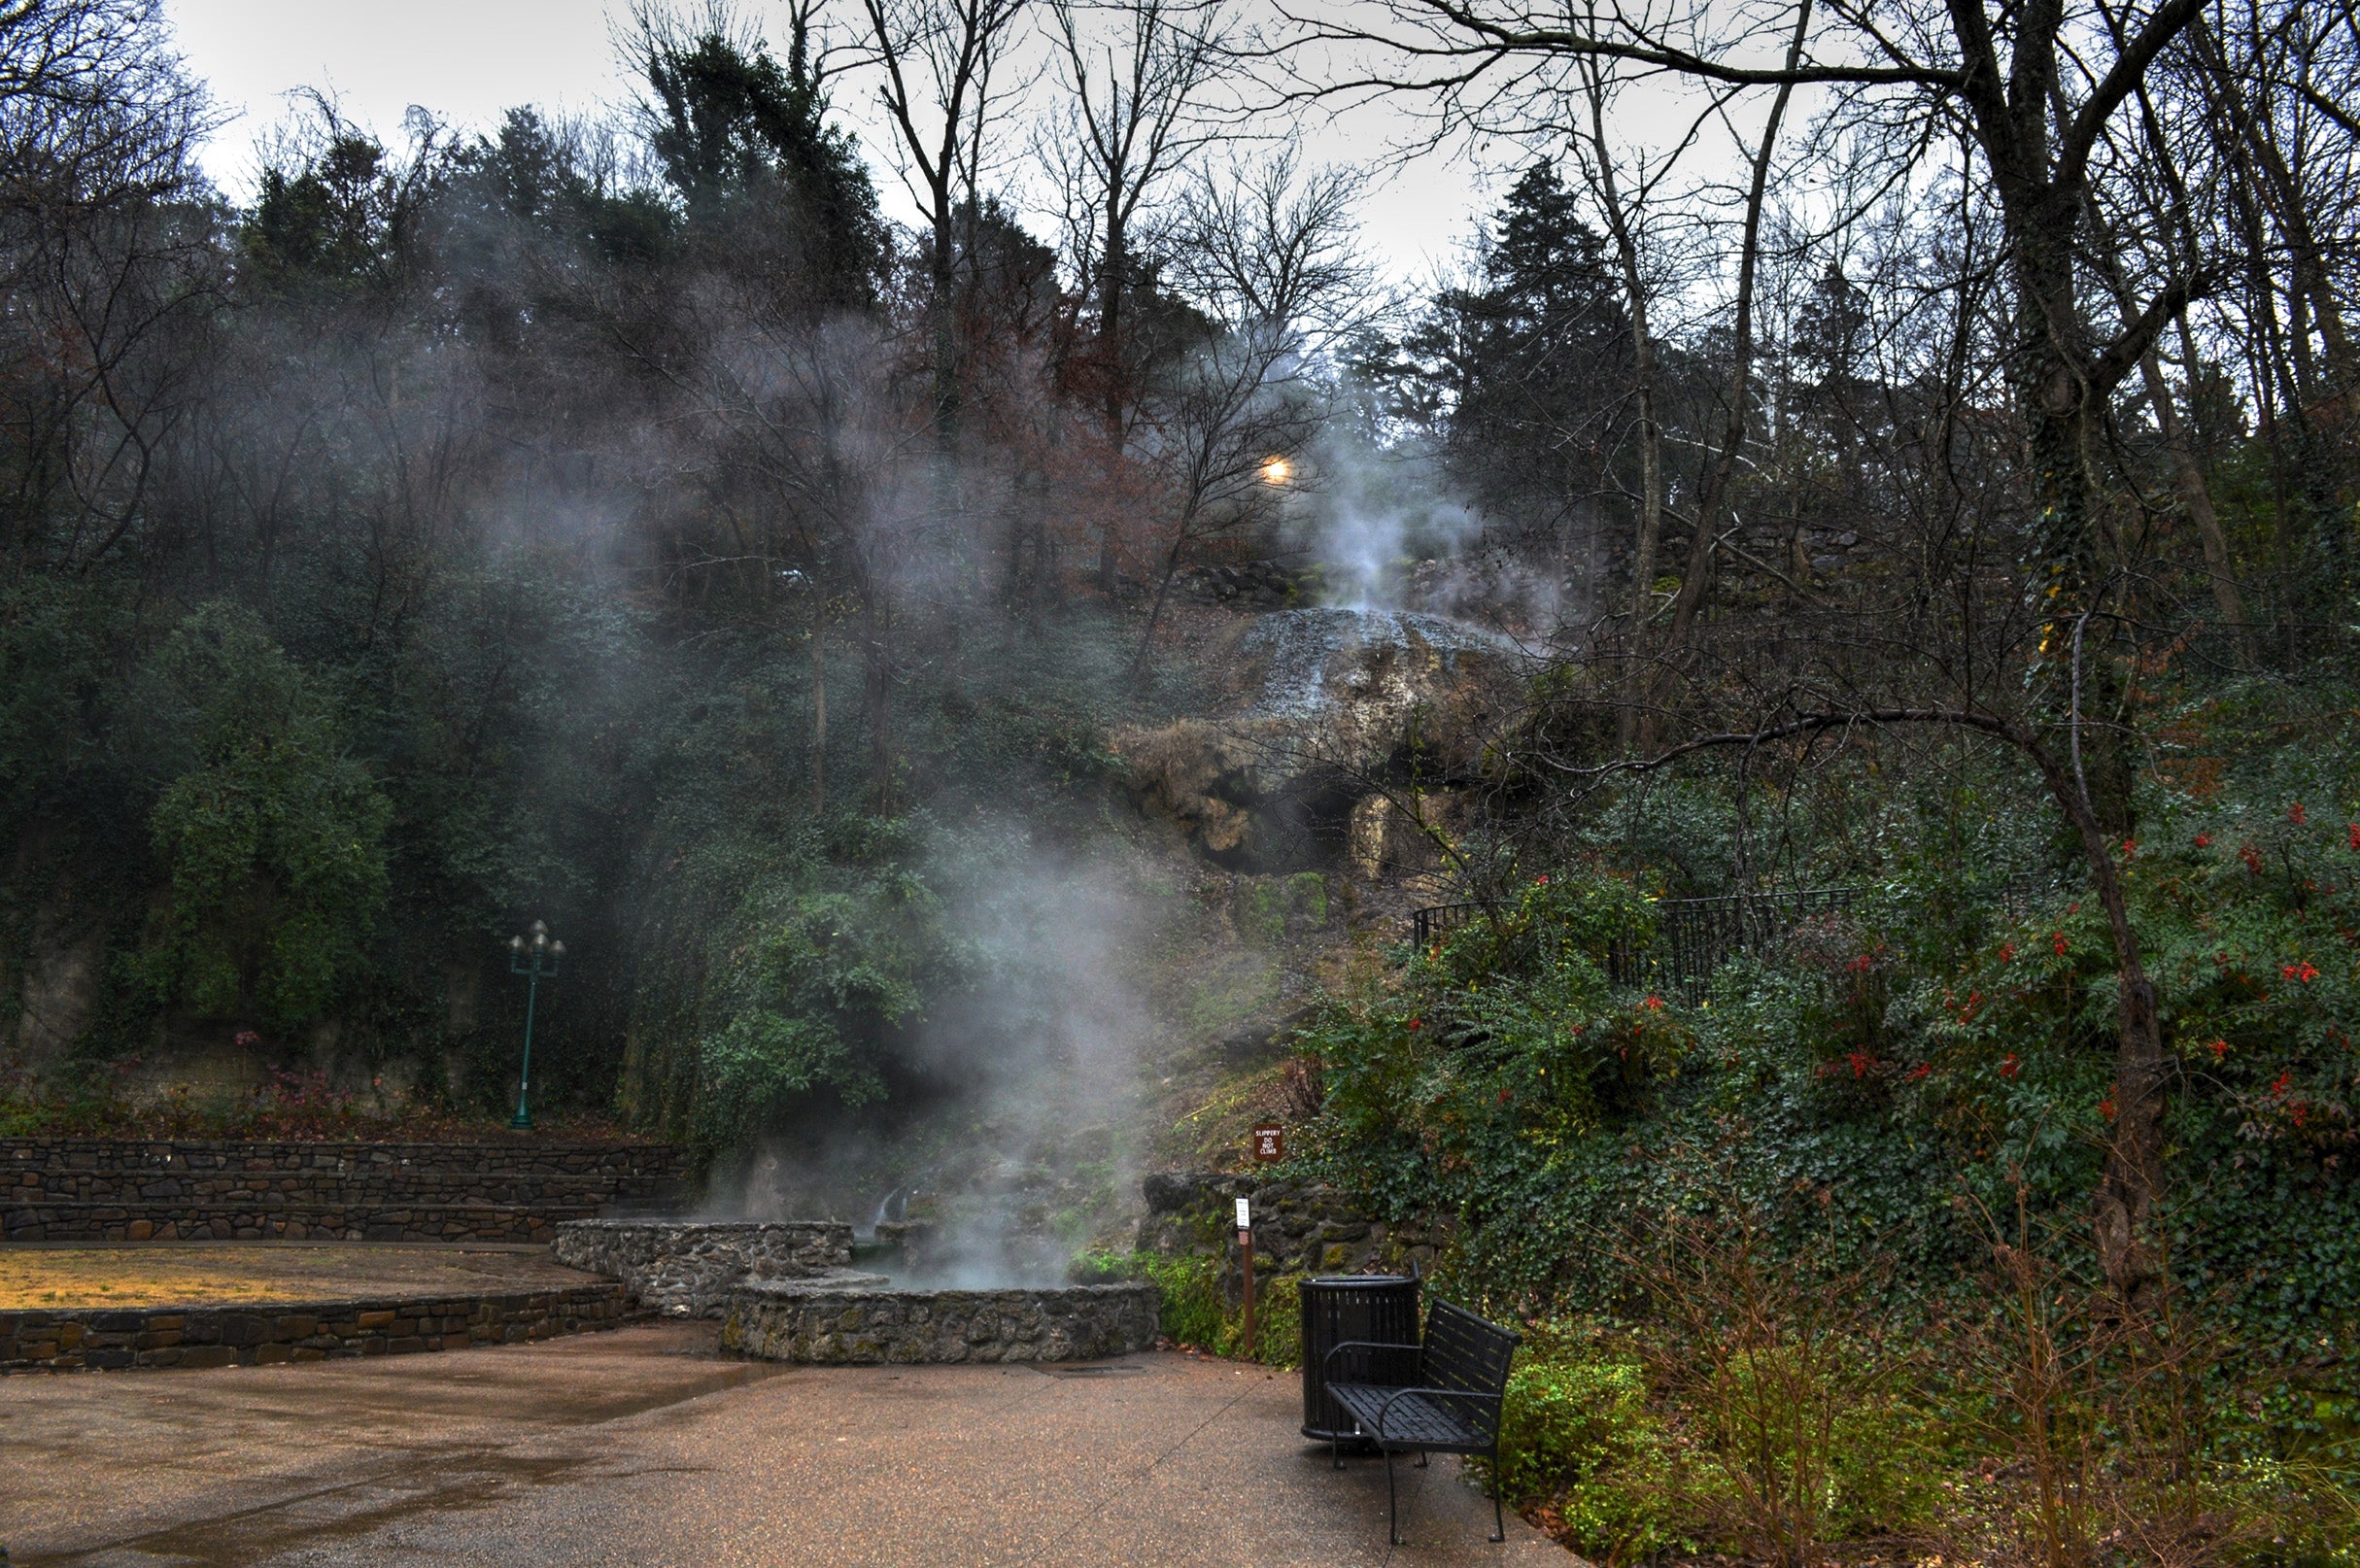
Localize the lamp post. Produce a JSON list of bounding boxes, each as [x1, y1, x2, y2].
[[506, 920, 564, 1130]]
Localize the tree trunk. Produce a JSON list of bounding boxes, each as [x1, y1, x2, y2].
[[2135, 343, 2253, 665], [1132, 534, 1186, 673], [1097, 213, 1128, 594], [2017, 726, 2167, 1306], [2009, 187, 2139, 837], [2195, 18, 2356, 392], [2088, 199, 2256, 667], [930, 199, 961, 446], [1653, 5, 1806, 712], [811, 622, 828, 816], [1583, 66, 1663, 752], [862, 598, 894, 812], [1981, 107, 2168, 1264]]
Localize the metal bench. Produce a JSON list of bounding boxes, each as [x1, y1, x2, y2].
[[1320, 1298, 1522, 1544]]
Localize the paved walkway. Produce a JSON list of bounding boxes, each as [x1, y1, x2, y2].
[[1, 1323, 1569, 1567]]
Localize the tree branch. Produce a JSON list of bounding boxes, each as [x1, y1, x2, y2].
[[2089, 270, 2201, 397], [2058, 0, 2206, 188]]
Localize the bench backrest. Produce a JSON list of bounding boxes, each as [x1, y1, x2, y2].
[[1419, 1300, 1520, 1407]]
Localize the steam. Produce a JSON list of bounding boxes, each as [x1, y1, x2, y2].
[[1264, 413, 1602, 643], [1297, 427, 1484, 612], [705, 826, 1151, 1289]]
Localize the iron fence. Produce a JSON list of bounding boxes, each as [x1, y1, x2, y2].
[[1410, 902, 1483, 949], [1605, 887, 1864, 998], [1408, 887, 1867, 999], [1411, 878, 2048, 998]]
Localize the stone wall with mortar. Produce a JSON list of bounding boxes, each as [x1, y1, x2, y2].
[[720, 1280, 1161, 1364], [1, 1138, 691, 1244], [1136, 1172, 1453, 1286], [1, 1283, 628, 1374], [552, 1219, 855, 1317]]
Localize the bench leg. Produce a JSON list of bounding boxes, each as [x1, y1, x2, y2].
[[1488, 1440, 1505, 1543], [1385, 1447, 1400, 1546]]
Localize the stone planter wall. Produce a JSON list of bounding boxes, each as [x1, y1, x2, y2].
[[552, 1219, 855, 1317], [1, 1283, 628, 1374], [720, 1280, 1161, 1364], [1, 1138, 692, 1244]]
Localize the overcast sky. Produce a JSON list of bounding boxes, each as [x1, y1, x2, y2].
[[160, 0, 1542, 289]]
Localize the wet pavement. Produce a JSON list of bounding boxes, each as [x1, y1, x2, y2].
[[0, 1322, 1570, 1566]]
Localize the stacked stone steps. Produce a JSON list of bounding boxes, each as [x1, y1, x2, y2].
[[2, 1138, 692, 1244]]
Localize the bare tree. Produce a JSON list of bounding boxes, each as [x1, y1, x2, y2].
[[1646, 0, 1811, 736], [1041, 0, 1233, 590], [1568, 54, 1678, 747], [1129, 149, 1372, 662], [858, 0, 1032, 440], [0, 0, 216, 577]]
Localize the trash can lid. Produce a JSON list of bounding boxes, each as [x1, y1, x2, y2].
[[1305, 1274, 1417, 1287]]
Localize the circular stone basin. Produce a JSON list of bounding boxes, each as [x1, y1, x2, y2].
[[551, 1219, 860, 1318], [719, 1279, 1161, 1365]]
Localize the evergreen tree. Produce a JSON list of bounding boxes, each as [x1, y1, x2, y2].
[[1401, 160, 1634, 571], [636, 20, 887, 311]]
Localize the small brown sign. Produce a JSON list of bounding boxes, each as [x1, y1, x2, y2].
[[1251, 1123, 1285, 1163]]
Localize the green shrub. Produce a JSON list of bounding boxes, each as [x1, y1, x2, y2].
[[1477, 1319, 1683, 1564], [1143, 1252, 1227, 1349], [1132, 1252, 1304, 1365], [1252, 1273, 1304, 1368], [133, 604, 392, 1031], [1066, 1246, 1143, 1284]]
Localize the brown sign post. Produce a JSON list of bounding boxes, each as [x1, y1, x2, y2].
[[1251, 1123, 1284, 1163]]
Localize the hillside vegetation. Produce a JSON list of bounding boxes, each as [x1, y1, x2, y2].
[[1, 0, 2357, 1559]]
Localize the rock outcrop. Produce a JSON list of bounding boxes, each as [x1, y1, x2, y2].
[[1117, 607, 1522, 874]]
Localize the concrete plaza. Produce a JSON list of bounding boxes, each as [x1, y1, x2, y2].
[[1, 1322, 1569, 1566]]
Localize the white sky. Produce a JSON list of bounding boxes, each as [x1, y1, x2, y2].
[[161, 0, 1529, 289]]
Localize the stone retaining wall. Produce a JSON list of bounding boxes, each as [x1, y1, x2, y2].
[[1136, 1172, 1451, 1281], [1, 1283, 628, 1374], [720, 1280, 1161, 1364], [552, 1219, 855, 1317], [2, 1138, 692, 1243]]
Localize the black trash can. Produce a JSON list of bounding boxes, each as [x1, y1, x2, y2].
[[1298, 1274, 1422, 1443]]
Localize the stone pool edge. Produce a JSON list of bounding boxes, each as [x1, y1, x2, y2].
[[721, 1280, 1161, 1365]]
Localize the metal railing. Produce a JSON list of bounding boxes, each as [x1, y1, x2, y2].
[[1410, 902, 1483, 949], [1411, 878, 2049, 998], [1408, 887, 1867, 999], [1606, 887, 1864, 997]]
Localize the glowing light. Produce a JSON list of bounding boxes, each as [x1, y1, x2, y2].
[[1260, 456, 1292, 486]]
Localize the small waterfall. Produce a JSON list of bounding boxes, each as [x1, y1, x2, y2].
[[1238, 607, 1513, 719], [861, 1186, 906, 1242]]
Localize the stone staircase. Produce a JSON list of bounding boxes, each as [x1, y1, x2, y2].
[[1, 1138, 693, 1244]]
